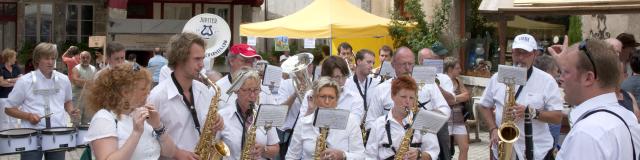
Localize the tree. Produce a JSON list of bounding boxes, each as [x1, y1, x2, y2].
[[388, 0, 452, 52]]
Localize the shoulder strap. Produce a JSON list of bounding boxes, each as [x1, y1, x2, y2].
[[577, 109, 636, 160]]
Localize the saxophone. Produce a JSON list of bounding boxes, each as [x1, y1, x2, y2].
[[240, 102, 258, 160], [314, 127, 329, 160], [195, 73, 230, 160], [394, 89, 421, 160], [498, 83, 520, 160]]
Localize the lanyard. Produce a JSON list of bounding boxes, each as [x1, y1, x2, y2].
[[171, 73, 200, 135], [353, 75, 370, 110]]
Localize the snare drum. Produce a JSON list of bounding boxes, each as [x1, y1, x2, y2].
[[0, 128, 40, 155], [40, 127, 77, 152], [76, 125, 89, 147]]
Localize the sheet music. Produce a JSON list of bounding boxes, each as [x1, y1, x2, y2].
[[313, 108, 350, 130], [412, 110, 448, 133], [412, 66, 437, 84], [379, 61, 396, 78], [263, 65, 283, 86], [255, 104, 288, 127], [497, 65, 527, 85], [422, 59, 444, 74]]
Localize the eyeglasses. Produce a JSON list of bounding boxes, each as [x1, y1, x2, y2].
[[579, 40, 598, 79], [239, 88, 261, 94]]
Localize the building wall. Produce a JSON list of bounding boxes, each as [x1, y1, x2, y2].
[[581, 14, 640, 40]]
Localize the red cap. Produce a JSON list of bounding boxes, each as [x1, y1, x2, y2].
[[230, 44, 262, 59]]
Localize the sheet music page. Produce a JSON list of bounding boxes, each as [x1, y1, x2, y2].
[[422, 59, 444, 74], [412, 66, 437, 84], [313, 108, 350, 130], [379, 61, 396, 78], [497, 65, 527, 85], [263, 65, 283, 86], [255, 104, 288, 127], [412, 110, 448, 133]]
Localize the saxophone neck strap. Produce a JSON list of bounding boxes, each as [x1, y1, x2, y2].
[[171, 72, 200, 135]]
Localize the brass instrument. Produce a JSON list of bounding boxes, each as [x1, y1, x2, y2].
[[195, 72, 230, 160], [240, 102, 259, 160], [314, 127, 329, 160], [281, 53, 314, 102], [394, 82, 423, 160], [498, 83, 520, 160]]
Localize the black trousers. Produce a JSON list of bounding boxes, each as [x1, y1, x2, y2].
[[437, 123, 451, 160]]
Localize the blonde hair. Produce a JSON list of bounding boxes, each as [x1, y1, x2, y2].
[[312, 76, 341, 100], [32, 43, 57, 66], [1, 48, 17, 64], [574, 40, 621, 89], [166, 32, 206, 70], [85, 63, 152, 119]]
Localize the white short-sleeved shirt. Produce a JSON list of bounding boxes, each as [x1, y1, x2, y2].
[[478, 67, 564, 160], [365, 80, 451, 130], [147, 77, 215, 152], [365, 109, 440, 159], [215, 75, 277, 109], [343, 74, 380, 112], [84, 109, 160, 160], [277, 79, 302, 130], [299, 89, 364, 122], [6, 70, 72, 129], [285, 112, 365, 160], [437, 73, 454, 95], [557, 93, 640, 160], [158, 65, 206, 84], [219, 102, 280, 160]]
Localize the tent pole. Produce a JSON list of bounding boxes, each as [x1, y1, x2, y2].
[[264, 0, 268, 53]]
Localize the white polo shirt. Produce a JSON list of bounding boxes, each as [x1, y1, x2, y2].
[[299, 89, 364, 122], [365, 109, 440, 159], [478, 67, 564, 160], [365, 80, 451, 130], [147, 77, 215, 152], [6, 70, 72, 129], [343, 74, 380, 113], [557, 93, 640, 160], [219, 101, 280, 160], [285, 112, 365, 159], [277, 79, 302, 130]]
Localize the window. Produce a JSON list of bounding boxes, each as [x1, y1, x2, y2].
[[0, 3, 17, 50], [24, 3, 53, 44], [66, 4, 93, 43], [203, 4, 230, 22], [163, 3, 192, 20]]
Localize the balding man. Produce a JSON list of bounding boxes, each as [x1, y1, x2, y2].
[[365, 46, 451, 134]]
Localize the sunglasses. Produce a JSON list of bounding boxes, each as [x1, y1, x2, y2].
[[578, 40, 597, 79]]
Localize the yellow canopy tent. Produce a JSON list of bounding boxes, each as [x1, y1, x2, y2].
[[240, 0, 395, 66]]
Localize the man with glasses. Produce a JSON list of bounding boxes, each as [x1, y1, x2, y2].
[[148, 32, 224, 159], [551, 39, 640, 159], [365, 46, 451, 137], [477, 34, 563, 160], [216, 44, 262, 107]]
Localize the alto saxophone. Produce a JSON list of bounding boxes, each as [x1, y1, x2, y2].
[[314, 127, 329, 160], [394, 90, 421, 160], [195, 73, 230, 160], [240, 102, 259, 160], [498, 83, 520, 160]]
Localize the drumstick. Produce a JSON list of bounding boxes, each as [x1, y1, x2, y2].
[[39, 112, 54, 120]]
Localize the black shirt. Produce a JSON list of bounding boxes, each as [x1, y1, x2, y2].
[[0, 64, 21, 98]]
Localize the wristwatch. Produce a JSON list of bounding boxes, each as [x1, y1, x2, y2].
[[530, 108, 541, 120], [153, 123, 166, 138]]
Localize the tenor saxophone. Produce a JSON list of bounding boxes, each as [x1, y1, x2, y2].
[[240, 102, 258, 160], [314, 127, 329, 160], [195, 73, 230, 160], [498, 83, 520, 160], [394, 90, 421, 160]]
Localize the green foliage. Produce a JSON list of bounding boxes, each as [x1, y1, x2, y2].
[[17, 42, 35, 66], [568, 16, 583, 45], [389, 0, 452, 52], [469, 0, 493, 38]]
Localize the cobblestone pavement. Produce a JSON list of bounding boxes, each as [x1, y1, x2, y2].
[[1, 132, 491, 160]]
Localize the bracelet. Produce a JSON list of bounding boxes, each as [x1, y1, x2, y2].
[[153, 123, 166, 138]]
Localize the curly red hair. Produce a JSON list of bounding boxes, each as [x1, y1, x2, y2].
[[85, 63, 151, 119]]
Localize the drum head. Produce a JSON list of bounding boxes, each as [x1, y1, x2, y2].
[[41, 127, 76, 135], [0, 128, 38, 138]]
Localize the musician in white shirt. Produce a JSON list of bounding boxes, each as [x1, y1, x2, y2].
[[219, 68, 279, 159], [551, 39, 640, 159], [4, 42, 79, 160], [286, 77, 365, 159], [299, 56, 364, 121], [366, 76, 439, 160], [216, 44, 262, 107], [477, 34, 564, 160], [147, 33, 224, 159], [366, 47, 451, 131], [344, 49, 380, 114]]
